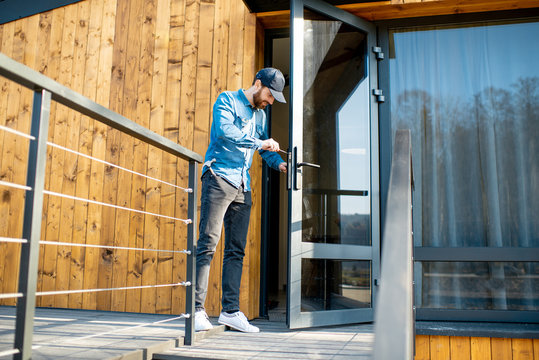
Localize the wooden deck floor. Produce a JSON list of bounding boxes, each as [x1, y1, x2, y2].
[[154, 320, 374, 360], [0, 307, 374, 359]]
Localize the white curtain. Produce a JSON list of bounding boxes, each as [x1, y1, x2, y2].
[[389, 20, 539, 311]]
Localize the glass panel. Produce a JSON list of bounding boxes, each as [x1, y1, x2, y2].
[[302, 192, 370, 245], [301, 259, 371, 311], [419, 262, 539, 311], [389, 19, 539, 248], [302, 8, 370, 245]]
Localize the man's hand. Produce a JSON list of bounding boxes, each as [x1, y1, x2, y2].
[[260, 138, 280, 152], [279, 162, 287, 173]]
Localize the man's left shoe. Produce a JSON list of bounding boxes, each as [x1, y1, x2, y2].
[[218, 311, 260, 333]]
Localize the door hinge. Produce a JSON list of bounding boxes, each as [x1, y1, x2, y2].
[[373, 89, 385, 103], [372, 46, 384, 60]]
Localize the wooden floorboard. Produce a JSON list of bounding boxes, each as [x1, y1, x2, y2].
[[154, 319, 375, 360], [0, 306, 222, 360], [0, 306, 374, 359]]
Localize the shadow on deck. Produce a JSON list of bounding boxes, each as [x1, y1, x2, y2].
[[0, 307, 374, 359]]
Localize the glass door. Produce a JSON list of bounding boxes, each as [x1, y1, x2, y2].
[[287, 0, 380, 328]]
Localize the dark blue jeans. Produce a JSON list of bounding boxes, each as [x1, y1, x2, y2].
[[195, 171, 252, 313]]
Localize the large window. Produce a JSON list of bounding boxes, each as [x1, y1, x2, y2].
[[389, 19, 539, 319]]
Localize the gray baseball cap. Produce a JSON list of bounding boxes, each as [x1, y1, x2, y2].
[[255, 68, 286, 103]]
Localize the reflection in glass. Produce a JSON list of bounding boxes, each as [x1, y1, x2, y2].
[[390, 20, 539, 248], [302, 192, 370, 245], [390, 19, 539, 312], [301, 9, 371, 246], [301, 259, 371, 311], [421, 262, 539, 311]]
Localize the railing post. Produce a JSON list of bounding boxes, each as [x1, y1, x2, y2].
[[184, 160, 198, 345], [14, 89, 51, 360], [372, 129, 414, 360]]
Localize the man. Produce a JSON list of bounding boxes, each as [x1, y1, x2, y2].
[[194, 68, 287, 333]]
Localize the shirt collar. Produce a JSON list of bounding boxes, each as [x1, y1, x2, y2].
[[238, 89, 259, 111]]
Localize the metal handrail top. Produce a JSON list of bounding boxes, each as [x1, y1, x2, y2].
[[0, 52, 203, 163]]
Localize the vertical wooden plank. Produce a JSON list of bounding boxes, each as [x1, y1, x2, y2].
[[193, 0, 215, 157], [124, 0, 146, 313], [12, 13, 40, 300], [491, 338, 512, 360], [513, 338, 533, 360], [41, 4, 77, 308], [106, 0, 131, 313], [0, 18, 25, 306], [415, 335, 431, 360], [68, 0, 110, 309], [103, 1, 137, 311], [225, 0, 247, 314], [81, 0, 108, 310], [471, 337, 492, 360], [450, 336, 471, 360], [38, 7, 65, 308], [430, 335, 451, 360], [534, 339, 539, 360], [3, 15, 39, 306], [152, 0, 173, 315], [93, 0, 119, 310], [168, 0, 187, 316], [174, 0, 200, 317], [226, 0, 244, 92], [202, 0, 230, 317], [139, 0, 159, 314], [242, 5, 259, 319], [0, 20, 15, 306], [34, 10, 54, 308], [54, 1, 91, 309], [190, 0, 215, 316], [28, 9, 55, 308], [67, 1, 91, 310], [97, 1, 144, 311]]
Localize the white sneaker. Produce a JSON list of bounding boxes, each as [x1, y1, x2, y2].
[[218, 311, 259, 333], [194, 310, 213, 331]]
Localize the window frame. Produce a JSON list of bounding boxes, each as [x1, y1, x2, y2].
[[377, 8, 539, 324]]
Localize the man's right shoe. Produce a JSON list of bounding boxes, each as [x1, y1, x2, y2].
[[194, 310, 213, 331], [218, 311, 259, 333]]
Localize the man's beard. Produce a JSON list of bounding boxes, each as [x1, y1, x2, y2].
[[253, 88, 268, 109]]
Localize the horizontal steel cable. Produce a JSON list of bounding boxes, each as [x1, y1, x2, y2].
[[0, 293, 23, 300], [47, 141, 192, 193], [33, 313, 189, 350], [36, 281, 191, 297], [39, 240, 191, 255], [43, 189, 192, 224], [0, 348, 20, 358], [0, 180, 31, 191], [0, 237, 27, 244], [0, 238, 189, 255], [0, 124, 35, 140]]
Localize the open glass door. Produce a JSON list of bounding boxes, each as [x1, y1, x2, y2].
[[287, 0, 380, 328]]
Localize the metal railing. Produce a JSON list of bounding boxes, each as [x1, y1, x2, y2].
[[0, 52, 203, 359], [372, 129, 415, 359]]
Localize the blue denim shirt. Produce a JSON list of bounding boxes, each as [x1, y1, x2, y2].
[[202, 89, 284, 191]]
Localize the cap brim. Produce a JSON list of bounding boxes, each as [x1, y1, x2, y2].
[[269, 88, 286, 103]]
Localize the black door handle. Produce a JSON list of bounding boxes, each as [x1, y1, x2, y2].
[[297, 162, 320, 169]]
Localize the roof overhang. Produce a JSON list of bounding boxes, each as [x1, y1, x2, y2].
[[247, 0, 539, 29], [242, 0, 381, 13]]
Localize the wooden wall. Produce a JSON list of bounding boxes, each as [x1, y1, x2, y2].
[[415, 335, 539, 360], [0, 0, 264, 318]]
